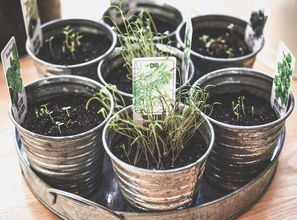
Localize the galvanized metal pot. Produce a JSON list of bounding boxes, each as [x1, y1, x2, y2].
[[9, 75, 114, 197], [26, 19, 117, 79], [102, 105, 215, 211], [102, 0, 184, 45], [98, 45, 195, 103], [176, 15, 264, 78], [193, 67, 294, 191]]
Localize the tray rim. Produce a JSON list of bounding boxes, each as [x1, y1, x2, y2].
[[15, 128, 285, 219]]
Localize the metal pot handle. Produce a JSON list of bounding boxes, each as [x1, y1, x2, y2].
[[47, 188, 124, 220]]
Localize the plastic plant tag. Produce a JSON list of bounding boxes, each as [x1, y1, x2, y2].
[[20, 0, 43, 54], [245, 9, 267, 52], [271, 41, 295, 116], [182, 18, 193, 84], [132, 57, 176, 124], [1, 37, 27, 123]]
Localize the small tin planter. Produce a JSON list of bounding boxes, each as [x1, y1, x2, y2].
[[193, 67, 294, 191], [102, 106, 215, 211], [9, 75, 114, 197], [98, 45, 195, 102], [26, 18, 117, 79], [102, 0, 184, 45], [176, 15, 264, 77]]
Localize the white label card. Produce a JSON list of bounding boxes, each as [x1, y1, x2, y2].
[[1, 37, 28, 124], [271, 41, 295, 116], [20, 0, 43, 54], [132, 57, 176, 122], [182, 18, 193, 84]]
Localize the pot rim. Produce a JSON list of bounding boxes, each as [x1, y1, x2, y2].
[[102, 105, 215, 174], [193, 67, 295, 130], [26, 18, 117, 69], [9, 75, 115, 140], [97, 45, 195, 98], [176, 14, 265, 62], [101, 0, 184, 41]]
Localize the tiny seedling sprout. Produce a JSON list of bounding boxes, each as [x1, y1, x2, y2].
[[55, 121, 68, 135], [62, 25, 83, 59], [45, 36, 55, 58], [62, 106, 71, 117]]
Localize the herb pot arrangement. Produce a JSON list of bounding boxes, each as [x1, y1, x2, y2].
[[102, 84, 215, 211], [176, 15, 265, 77], [193, 68, 294, 191], [98, 45, 194, 102], [102, 0, 184, 45], [26, 18, 117, 79], [9, 75, 114, 197]]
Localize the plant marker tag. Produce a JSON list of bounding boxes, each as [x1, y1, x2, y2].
[[132, 57, 176, 125], [271, 41, 295, 116], [245, 9, 267, 52], [1, 37, 27, 124], [20, 0, 43, 54], [182, 18, 193, 84]]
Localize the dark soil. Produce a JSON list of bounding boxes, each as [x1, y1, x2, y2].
[[37, 32, 111, 65], [105, 64, 183, 94], [208, 90, 279, 126], [192, 27, 251, 58], [22, 94, 105, 136], [112, 132, 207, 170], [106, 12, 176, 35]]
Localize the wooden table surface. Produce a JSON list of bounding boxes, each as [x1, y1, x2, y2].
[[0, 55, 297, 220]]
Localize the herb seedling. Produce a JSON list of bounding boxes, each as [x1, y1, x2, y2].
[[55, 121, 68, 135], [62, 106, 71, 117], [62, 25, 83, 59], [45, 36, 55, 58], [232, 96, 255, 122]]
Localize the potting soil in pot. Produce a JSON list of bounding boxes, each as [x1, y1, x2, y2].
[[192, 26, 251, 58], [111, 132, 207, 170], [208, 90, 279, 126], [37, 32, 112, 65], [22, 94, 105, 136]]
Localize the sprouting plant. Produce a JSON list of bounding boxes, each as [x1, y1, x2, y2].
[[104, 6, 168, 78], [232, 96, 245, 122], [108, 84, 213, 169], [62, 25, 83, 59], [251, 106, 254, 117], [55, 121, 68, 135], [250, 10, 268, 39], [62, 106, 71, 117], [45, 36, 55, 58]]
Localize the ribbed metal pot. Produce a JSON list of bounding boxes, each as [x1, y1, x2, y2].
[[26, 18, 117, 80], [102, 0, 184, 45], [193, 67, 294, 191], [9, 75, 114, 197], [102, 106, 215, 211], [176, 15, 264, 78], [98, 45, 195, 103]]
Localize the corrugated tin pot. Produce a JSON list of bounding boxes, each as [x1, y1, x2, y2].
[[98, 45, 195, 104], [193, 67, 294, 191], [9, 75, 114, 197], [176, 15, 264, 78], [102, 105, 215, 211], [102, 0, 184, 46], [26, 18, 117, 79]]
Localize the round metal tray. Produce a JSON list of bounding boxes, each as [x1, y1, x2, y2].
[[15, 129, 285, 220]]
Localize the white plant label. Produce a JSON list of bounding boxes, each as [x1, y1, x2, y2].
[[1, 37, 27, 123], [182, 18, 193, 84], [132, 57, 176, 123], [271, 41, 295, 116], [20, 0, 43, 54]]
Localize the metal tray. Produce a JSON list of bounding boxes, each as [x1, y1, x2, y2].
[[15, 129, 285, 220]]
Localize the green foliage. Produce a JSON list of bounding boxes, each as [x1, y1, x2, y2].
[[232, 96, 255, 122], [105, 6, 168, 78], [62, 25, 83, 59], [108, 85, 213, 169], [6, 43, 23, 106], [274, 53, 293, 106], [250, 10, 268, 39]]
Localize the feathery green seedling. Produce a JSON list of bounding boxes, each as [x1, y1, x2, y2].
[[45, 36, 55, 58]]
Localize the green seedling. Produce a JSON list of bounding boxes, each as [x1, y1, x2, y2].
[[62, 106, 71, 117], [251, 105, 255, 117], [85, 87, 112, 117], [62, 25, 83, 59], [55, 121, 68, 135], [45, 36, 55, 58], [232, 96, 245, 122]]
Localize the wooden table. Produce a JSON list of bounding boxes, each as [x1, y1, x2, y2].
[[0, 56, 297, 220]]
